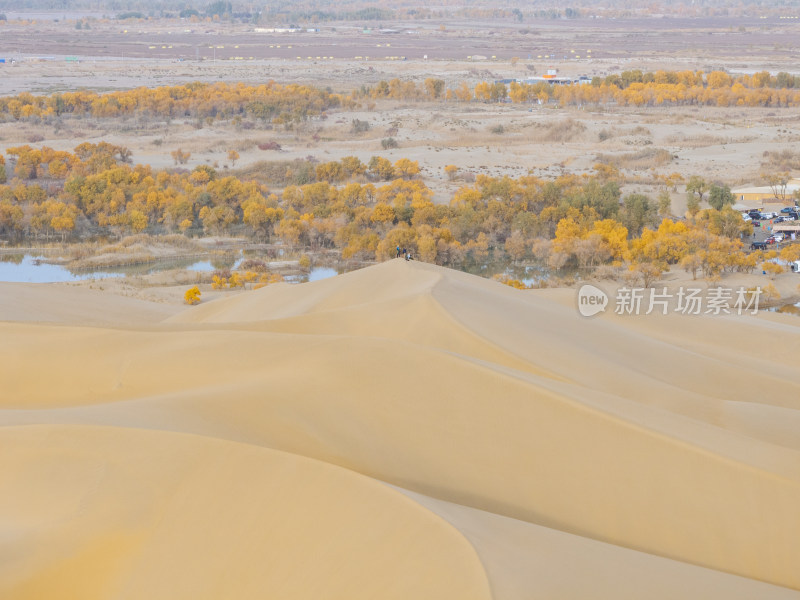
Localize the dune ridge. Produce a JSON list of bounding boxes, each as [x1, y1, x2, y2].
[[2, 259, 799, 598], [0, 424, 492, 600]]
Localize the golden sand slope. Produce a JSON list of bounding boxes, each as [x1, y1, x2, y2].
[[1, 260, 799, 599], [0, 282, 179, 325]]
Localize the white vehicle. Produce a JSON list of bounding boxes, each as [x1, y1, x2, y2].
[[791, 260, 800, 273], [742, 213, 752, 222], [773, 232, 785, 243]]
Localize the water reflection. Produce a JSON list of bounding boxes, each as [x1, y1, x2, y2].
[[0, 253, 341, 284], [770, 302, 800, 316], [0, 255, 126, 283], [0, 254, 224, 283], [308, 267, 338, 282]]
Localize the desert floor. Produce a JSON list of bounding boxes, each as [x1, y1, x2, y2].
[[3, 15, 800, 209]]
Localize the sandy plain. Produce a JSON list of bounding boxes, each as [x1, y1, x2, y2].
[[2, 14, 800, 205]]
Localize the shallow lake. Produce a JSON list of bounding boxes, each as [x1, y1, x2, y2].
[[768, 302, 800, 316], [0, 254, 339, 284]]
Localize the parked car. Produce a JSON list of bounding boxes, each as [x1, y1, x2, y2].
[[751, 241, 767, 250], [774, 216, 785, 223], [766, 236, 777, 244], [780, 206, 798, 214], [773, 232, 785, 242], [785, 214, 798, 221], [742, 213, 752, 222], [748, 212, 762, 220], [752, 220, 761, 227]]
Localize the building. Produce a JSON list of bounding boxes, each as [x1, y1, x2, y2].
[[731, 179, 800, 206], [493, 69, 591, 86], [523, 69, 589, 85]]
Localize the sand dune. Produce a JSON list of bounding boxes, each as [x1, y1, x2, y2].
[[0, 425, 490, 600], [0, 282, 180, 325], [2, 260, 799, 598]]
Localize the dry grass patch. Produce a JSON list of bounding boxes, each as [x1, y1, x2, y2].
[[596, 147, 674, 171], [663, 133, 728, 148], [532, 118, 587, 143], [761, 149, 800, 172], [66, 234, 203, 269]]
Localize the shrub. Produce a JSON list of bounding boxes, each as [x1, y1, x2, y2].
[[761, 262, 785, 278], [184, 286, 201, 305], [239, 259, 268, 272], [537, 119, 586, 143], [596, 148, 673, 171], [171, 148, 191, 165], [761, 282, 781, 302], [211, 269, 231, 290], [228, 272, 245, 288], [351, 119, 370, 134], [381, 137, 399, 149], [492, 274, 529, 289]]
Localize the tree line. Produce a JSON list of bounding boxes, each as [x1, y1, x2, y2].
[[1, 142, 789, 281], [360, 69, 800, 107], [2, 70, 800, 130], [0, 81, 353, 124]]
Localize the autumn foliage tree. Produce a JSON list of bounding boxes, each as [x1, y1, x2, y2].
[[184, 286, 201, 304], [0, 141, 776, 282], [171, 149, 191, 165]]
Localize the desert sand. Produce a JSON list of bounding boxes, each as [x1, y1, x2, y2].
[[1, 259, 799, 598]]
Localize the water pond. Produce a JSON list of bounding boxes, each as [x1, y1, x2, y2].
[[0, 253, 339, 284]]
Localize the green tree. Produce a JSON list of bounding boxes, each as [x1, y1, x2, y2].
[[424, 78, 445, 99], [707, 184, 735, 211], [687, 195, 701, 219], [622, 193, 656, 237], [657, 190, 671, 216], [686, 175, 709, 204]]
